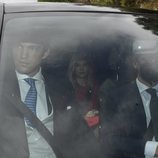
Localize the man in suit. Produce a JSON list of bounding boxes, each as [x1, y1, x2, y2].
[[0, 35, 103, 158], [100, 40, 158, 158]]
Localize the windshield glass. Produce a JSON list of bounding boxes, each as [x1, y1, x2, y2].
[[0, 12, 158, 158]]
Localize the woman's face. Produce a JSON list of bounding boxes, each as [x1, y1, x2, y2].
[[74, 60, 90, 79]]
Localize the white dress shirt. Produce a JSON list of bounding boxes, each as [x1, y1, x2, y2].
[[16, 69, 56, 158], [136, 79, 158, 158]]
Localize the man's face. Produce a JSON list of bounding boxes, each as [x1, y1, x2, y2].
[[136, 53, 158, 85], [13, 42, 48, 77]]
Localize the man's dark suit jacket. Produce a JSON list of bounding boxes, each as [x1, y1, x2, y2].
[[100, 81, 153, 158], [0, 71, 103, 158]]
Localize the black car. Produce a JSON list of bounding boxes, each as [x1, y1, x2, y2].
[[0, 2, 158, 158]]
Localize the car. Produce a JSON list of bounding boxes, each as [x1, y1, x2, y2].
[[0, 2, 158, 158]]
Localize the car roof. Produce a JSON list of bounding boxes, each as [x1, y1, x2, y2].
[[2, 2, 158, 15], [3, 2, 122, 13]]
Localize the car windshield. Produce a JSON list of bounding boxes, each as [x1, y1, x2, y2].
[[1, 13, 158, 84], [0, 11, 158, 158]]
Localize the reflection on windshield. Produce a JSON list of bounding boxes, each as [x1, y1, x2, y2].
[[0, 13, 158, 158]]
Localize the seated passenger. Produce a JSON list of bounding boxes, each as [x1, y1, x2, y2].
[[68, 53, 100, 130], [0, 34, 103, 158], [100, 40, 158, 158]]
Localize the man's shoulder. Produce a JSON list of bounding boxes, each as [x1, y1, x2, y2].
[[117, 81, 137, 92], [107, 81, 138, 101]]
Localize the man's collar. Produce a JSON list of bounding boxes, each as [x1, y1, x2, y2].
[[16, 68, 44, 81], [136, 78, 158, 93]]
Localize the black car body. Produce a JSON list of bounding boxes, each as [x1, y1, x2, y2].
[[0, 2, 158, 158]]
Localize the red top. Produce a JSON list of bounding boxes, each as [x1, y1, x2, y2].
[[74, 82, 100, 127], [75, 82, 99, 109]]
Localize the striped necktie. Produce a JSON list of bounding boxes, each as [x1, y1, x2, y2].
[[24, 78, 37, 126]]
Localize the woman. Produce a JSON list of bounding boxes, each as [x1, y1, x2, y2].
[[68, 53, 100, 129]]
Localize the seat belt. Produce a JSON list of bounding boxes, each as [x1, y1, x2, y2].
[[4, 93, 64, 158]]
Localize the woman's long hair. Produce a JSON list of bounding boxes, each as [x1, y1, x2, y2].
[[68, 53, 94, 88]]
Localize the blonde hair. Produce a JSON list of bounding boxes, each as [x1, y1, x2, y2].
[[68, 53, 94, 88]]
